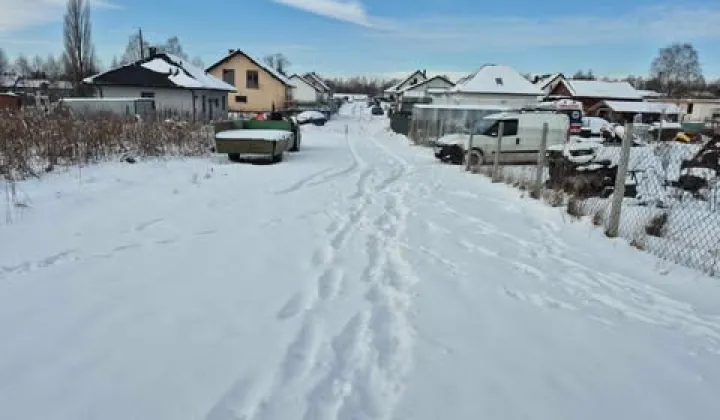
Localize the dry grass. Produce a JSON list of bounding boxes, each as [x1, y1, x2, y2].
[[0, 109, 213, 181], [566, 196, 586, 219], [630, 233, 648, 250], [592, 208, 605, 226], [543, 188, 565, 207], [645, 212, 669, 238]]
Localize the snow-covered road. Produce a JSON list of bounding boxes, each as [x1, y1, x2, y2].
[[1, 103, 720, 420]]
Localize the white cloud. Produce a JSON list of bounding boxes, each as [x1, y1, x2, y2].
[[0, 0, 120, 33], [369, 5, 720, 50], [271, 0, 373, 27]]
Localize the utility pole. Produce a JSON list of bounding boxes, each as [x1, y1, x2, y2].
[[138, 28, 145, 60]]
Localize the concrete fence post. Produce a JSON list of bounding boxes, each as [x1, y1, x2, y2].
[[492, 121, 505, 182], [606, 123, 634, 238], [532, 122, 550, 199]]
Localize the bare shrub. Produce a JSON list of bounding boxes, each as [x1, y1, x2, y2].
[[645, 212, 669, 237], [592, 209, 605, 226], [0, 109, 213, 180], [544, 188, 565, 207], [566, 196, 586, 218], [630, 233, 648, 250]]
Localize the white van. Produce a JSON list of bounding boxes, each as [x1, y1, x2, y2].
[[434, 111, 570, 166]]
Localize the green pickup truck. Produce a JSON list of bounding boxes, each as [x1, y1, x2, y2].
[[213, 118, 302, 163]]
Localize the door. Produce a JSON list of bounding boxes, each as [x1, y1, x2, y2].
[[497, 118, 520, 164]]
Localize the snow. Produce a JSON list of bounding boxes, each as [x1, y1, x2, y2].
[[449, 64, 543, 96], [2, 103, 720, 420], [564, 80, 642, 99], [296, 110, 327, 123], [602, 101, 683, 114], [215, 129, 291, 141]]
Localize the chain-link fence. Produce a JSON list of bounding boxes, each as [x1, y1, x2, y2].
[[449, 115, 720, 277]]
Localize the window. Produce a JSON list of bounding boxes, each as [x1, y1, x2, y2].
[[202, 95, 206, 114], [222, 69, 235, 86], [235, 95, 247, 103], [502, 119, 518, 136], [246, 70, 259, 89], [495, 77, 504, 86], [687, 102, 694, 114], [140, 91, 155, 98], [221, 95, 226, 110]]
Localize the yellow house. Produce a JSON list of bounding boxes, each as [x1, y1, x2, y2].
[[206, 49, 294, 113]]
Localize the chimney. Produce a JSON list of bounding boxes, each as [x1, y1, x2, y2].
[[228, 49, 235, 55], [148, 46, 157, 57], [423, 69, 427, 77]]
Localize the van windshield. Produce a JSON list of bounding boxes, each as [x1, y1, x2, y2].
[[473, 119, 499, 135]]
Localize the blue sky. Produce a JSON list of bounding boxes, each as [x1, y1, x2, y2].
[[1, 0, 720, 80]]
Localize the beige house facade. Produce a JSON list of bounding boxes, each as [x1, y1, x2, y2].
[[206, 49, 294, 113]]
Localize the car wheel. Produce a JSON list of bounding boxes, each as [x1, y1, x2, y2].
[[463, 148, 484, 167]]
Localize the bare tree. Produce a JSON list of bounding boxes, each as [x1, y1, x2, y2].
[[572, 69, 596, 80], [31, 55, 45, 78], [15, 54, 32, 76], [63, 0, 97, 96], [191, 56, 204, 68], [43, 55, 64, 80], [157, 36, 189, 60], [651, 42, 703, 97], [0, 48, 8, 75], [120, 33, 149, 65], [263, 53, 291, 76]]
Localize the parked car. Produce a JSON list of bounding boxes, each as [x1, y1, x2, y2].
[[434, 112, 570, 166], [580, 116, 611, 139]]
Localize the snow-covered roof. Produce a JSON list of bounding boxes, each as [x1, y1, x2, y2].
[[637, 89, 663, 98], [84, 53, 235, 91], [563, 80, 642, 99], [206, 50, 293, 87], [449, 65, 544, 96], [533, 73, 563, 88], [302, 72, 330, 92], [384, 70, 427, 93], [598, 101, 683, 114], [398, 75, 454, 94]]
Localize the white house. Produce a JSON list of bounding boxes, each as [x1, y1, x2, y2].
[[384, 70, 428, 100], [302, 72, 332, 101], [649, 97, 720, 123], [433, 64, 544, 108], [289, 74, 322, 103], [396, 75, 455, 102], [83, 52, 235, 121]]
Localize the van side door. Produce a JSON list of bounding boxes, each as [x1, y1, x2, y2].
[[498, 118, 520, 164]]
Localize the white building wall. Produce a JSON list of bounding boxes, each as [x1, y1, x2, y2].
[[434, 93, 541, 109], [289, 77, 319, 103], [99, 86, 228, 120]]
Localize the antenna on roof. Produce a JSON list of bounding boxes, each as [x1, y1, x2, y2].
[[139, 28, 145, 60]]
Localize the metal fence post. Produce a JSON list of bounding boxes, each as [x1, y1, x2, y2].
[[492, 121, 505, 182], [532, 122, 549, 199], [465, 121, 475, 172], [606, 123, 634, 238]]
